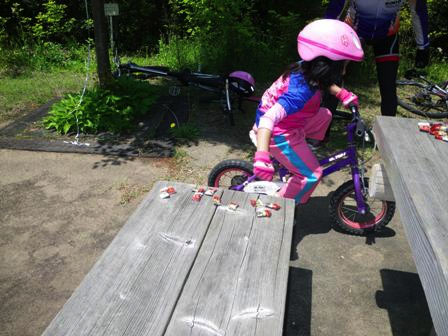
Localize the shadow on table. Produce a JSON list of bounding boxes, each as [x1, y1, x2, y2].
[[376, 269, 433, 336], [283, 267, 313, 336]]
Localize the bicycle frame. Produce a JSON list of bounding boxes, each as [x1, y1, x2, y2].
[[419, 76, 448, 98], [115, 62, 253, 125], [232, 106, 369, 214]]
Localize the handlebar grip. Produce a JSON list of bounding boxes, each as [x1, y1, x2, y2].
[[355, 119, 365, 137]]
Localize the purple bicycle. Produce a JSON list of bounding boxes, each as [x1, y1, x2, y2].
[[208, 105, 396, 235]]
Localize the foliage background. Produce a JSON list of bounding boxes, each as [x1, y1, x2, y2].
[[1, 0, 447, 134], [1, 0, 446, 77]]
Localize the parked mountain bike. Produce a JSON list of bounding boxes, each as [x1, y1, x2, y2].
[[396, 69, 448, 119], [113, 62, 257, 125], [208, 105, 396, 235]]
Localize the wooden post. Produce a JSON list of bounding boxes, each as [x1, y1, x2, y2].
[[91, 0, 113, 88]]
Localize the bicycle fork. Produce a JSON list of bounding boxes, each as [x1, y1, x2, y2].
[[320, 144, 368, 215]]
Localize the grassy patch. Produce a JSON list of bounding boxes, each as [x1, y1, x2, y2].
[[118, 181, 151, 205], [0, 70, 90, 125], [169, 123, 200, 144]]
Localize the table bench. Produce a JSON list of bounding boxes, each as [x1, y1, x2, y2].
[[42, 181, 295, 336], [374, 117, 448, 336]]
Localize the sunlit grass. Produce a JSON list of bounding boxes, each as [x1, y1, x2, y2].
[[0, 70, 92, 125]]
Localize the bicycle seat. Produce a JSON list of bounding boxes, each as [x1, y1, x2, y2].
[[228, 72, 255, 97]]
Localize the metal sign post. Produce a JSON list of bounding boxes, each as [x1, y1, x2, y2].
[[104, 3, 119, 53]]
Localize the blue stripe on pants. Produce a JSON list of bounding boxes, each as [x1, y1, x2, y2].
[[274, 134, 318, 203]]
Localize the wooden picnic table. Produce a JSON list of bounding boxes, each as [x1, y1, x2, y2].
[[42, 181, 295, 336], [374, 117, 448, 336]]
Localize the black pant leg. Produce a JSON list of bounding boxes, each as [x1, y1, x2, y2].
[[376, 60, 399, 116], [371, 34, 400, 117]]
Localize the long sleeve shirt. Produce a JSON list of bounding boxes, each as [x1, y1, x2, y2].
[[325, 0, 429, 49], [255, 71, 321, 136]]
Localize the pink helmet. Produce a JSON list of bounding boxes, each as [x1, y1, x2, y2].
[[228, 71, 255, 96], [297, 19, 364, 62]]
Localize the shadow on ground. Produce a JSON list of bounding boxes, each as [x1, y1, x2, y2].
[[290, 194, 396, 261], [283, 267, 433, 336], [376, 269, 433, 336]]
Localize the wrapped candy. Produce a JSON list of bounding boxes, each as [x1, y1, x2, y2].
[[250, 199, 264, 208], [228, 202, 239, 211], [192, 187, 206, 201], [265, 203, 281, 210], [204, 188, 218, 196], [160, 186, 176, 199], [418, 122, 430, 132], [160, 186, 176, 194], [213, 195, 222, 206], [256, 208, 272, 218]]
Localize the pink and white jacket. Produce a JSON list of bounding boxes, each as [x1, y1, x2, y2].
[[254, 71, 321, 136]]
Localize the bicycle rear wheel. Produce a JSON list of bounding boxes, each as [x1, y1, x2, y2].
[[396, 80, 448, 118]]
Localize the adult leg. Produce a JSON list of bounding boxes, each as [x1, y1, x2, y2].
[[270, 130, 322, 204], [373, 34, 400, 117]]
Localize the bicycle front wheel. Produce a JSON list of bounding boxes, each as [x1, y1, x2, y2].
[[208, 159, 253, 188], [396, 80, 448, 118], [329, 178, 395, 235]]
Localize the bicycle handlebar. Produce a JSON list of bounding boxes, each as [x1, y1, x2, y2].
[[349, 105, 366, 137]]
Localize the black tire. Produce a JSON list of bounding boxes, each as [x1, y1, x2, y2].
[[228, 112, 235, 126], [208, 159, 253, 188], [329, 178, 395, 235], [396, 80, 448, 118]]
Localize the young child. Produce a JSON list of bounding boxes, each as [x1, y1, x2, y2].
[[252, 19, 364, 204]]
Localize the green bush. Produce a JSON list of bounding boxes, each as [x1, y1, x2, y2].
[[0, 42, 89, 77], [43, 77, 160, 135], [169, 123, 200, 142]]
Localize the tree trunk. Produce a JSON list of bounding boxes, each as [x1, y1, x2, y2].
[[91, 0, 112, 88]]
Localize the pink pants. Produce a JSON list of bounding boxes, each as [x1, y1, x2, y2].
[[270, 108, 332, 204]]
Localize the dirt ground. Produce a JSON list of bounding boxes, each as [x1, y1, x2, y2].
[[0, 96, 434, 336]]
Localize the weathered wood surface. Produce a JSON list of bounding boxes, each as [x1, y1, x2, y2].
[[374, 117, 448, 336], [42, 181, 220, 336], [42, 181, 295, 336], [165, 192, 295, 336]]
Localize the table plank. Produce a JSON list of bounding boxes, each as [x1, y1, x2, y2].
[[42, 181, 219, 336], [374, 117, 448, 336], [164, 191, 295, 336]]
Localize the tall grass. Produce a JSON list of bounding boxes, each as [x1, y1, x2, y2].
[[0, 42, 93, 125]]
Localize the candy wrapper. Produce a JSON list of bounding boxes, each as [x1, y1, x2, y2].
[[160, 192, 170, 199], [250, 199, 264, 208], [228, 202, 239, 211], [192, 187, 206, 201], [418, 122, 430, 133], [250, 199, 280, 211], [212, 195, 222, 206], [160, 186, 176, 199], [204, 188, 217, 196], [265, 203, 281, 210], [160, 186, 176, 194], [256, 208, 272, 218], [435, 135, 448, 142], [418, 122, 448, 143]]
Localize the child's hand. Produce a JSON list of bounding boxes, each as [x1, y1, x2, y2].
[[336, 88, 359, 108], [253, 151, 275, 181]]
